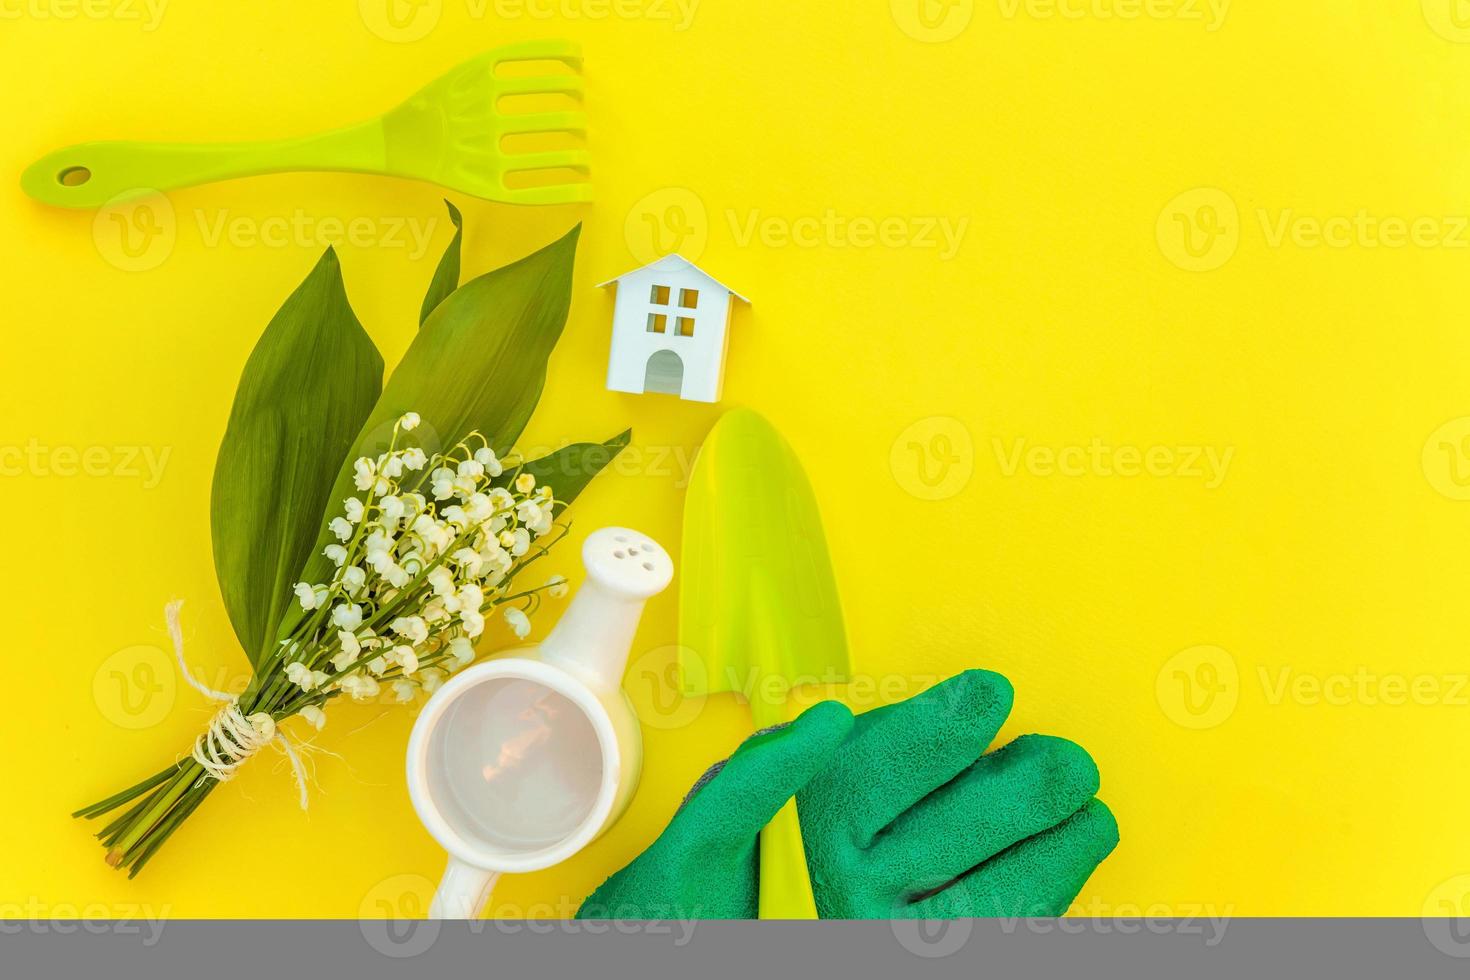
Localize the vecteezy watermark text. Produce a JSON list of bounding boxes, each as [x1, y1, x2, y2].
[[194, 209, 439, 258], [997, 0, 1228, 30], [993, 437, 1235, 489], [0, 899, 169, 944], [93, 194, 443, 272], [359, 0, 698, 43], [0, 441, 170, 488], [727, 209, 970, 261], [0, 0, 167, 29]]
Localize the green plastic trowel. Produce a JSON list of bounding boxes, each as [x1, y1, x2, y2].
[[680, 409, 850, 919]]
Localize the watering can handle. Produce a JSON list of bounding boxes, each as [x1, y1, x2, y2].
[[429, 857, 500, 919]]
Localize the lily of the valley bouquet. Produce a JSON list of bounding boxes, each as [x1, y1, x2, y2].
[[78, 206, 627, 875]]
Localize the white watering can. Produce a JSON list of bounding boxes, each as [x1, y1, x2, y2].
[[405, 527, 672, 919]]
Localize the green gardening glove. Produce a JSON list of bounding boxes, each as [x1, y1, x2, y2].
[[578, 700, 855, 920], [798, 669, 1119, 918]]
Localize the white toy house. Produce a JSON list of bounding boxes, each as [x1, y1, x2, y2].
[[599, 255, 748, 403]]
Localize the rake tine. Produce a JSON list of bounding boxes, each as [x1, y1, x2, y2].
[[503, 150, 591, 174], [500, 183, 594, 206], [495, 75, 586, 98], [500, 112, 588, 136], [492, 39, 584, 69]]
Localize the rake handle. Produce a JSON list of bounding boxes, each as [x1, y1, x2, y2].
[[22, 121, 386, 209]]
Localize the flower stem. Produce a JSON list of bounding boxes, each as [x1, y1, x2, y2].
[[106, 763, 199, 865]]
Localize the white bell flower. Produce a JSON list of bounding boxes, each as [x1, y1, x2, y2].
[[331, 602, 364, 631], [294, 582, 329, 611], [344, 497, 365, 524], [396, 646, 420, 678], [503, 606, 531, 639], [461, 609, 486, 638], [284, 661, 310, 688], [449, 636, 475, 667], [423, 597, 449, 623], [452, 476, 478, 500], [452, 547, 483, 577], [384, 563, 411, 589], [428, 565, 456, 596], [430, 467, 457, 501], [285, 662, 328, 692], [412, 514, 451, 552], [400, 412, 421, 431], [474, 447, 504, 477], [299, 705, 326, 731], [247, 714, 276, 740], [353, 458, 376, 492], [547, 575, 569, 599], [365, 528, 394, 559], [392, 679, 417, 703], [401, 448, 428, 471], [464, 493, 493, 524], [392, 616, 429, 644], [515, 473, 536, 494], [340, 673, 380, 701], [457, 584, 484, 613], [329, 517, 353, 542], [340, 566, 366, 597]]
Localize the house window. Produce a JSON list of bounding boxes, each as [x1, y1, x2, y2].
[[645, 283, 697, 338]]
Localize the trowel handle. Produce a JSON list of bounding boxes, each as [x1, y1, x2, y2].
[[758, 798, 820, 919], [751, 689, 821, 919]]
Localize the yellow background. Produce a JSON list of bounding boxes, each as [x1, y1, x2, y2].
[[2, 0, 1469, 919]]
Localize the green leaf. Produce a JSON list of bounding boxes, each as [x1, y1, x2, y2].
[[210, 248, 384, 666], [279, 224, 582, 640], [505, 430, 632, 508], [419, 200, 463, 328]]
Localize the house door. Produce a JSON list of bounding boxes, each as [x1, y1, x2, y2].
[[644, 349, 684, 396]]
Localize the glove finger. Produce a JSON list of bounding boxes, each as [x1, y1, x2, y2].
[[901, 798, 1120, 919], [802, 669, 1013, 847], [871, 734, 1100, 893], [681, 699, 855, 850]]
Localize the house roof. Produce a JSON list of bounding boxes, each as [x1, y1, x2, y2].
[[597, 254, 751, 304]]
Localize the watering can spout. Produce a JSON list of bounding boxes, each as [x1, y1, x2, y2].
[[539, 527, 673, 692]]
